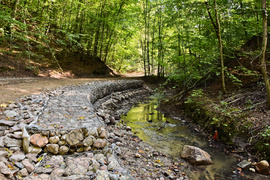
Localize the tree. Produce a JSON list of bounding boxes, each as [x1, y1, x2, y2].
[[260, 0, 270, 107]]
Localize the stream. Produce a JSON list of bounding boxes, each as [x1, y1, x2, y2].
[[120, 95, 241, 180]]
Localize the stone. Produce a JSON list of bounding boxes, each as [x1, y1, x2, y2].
[[0, 137, 4, 147], [4, 137, 22, 147], [50, 168, 64, 177], [90, 159, 100, 172], [0, 173, 7, 180], [49, 136, 60, 144], [98, 127, 107, 138], [64, 163, 88, 176], [28, 146, 42, 154], [4, 110, 19, 118], [46, 144, 59, 154], [45, 156, 64, 168], [35, 167, 53, 174], [30, 134, 49, 147], [66, 129, 84, 146], [107, 155, 122, 171], [25, 174, 50, 180], [93, 138, 107, 149], [18, 168, 28, 177], [84, 127, 98, 137], [58, 140, 66, 146], [0, 162, 12, 175], [15, 162, 24, 169], [26, 153, 38, 163], [255, 160, 270, 175], [0, 151, 8, 157], [10, 154, 25, 162], [126, 126, 132, 131], [22, 159, 35, 173], [135, 153, 141, 158], [96, 170, 110, 180], [59, 146, 69, 155], [181, 145, 213, 165], [83, 135, 95, 146], [0, 120, 17, 126], [110, 174, 120, 180]]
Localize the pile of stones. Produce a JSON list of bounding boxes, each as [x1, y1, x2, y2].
[[0, 79, 147, 180]]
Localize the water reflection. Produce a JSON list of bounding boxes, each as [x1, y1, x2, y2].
[[121, 98, 238, 180]]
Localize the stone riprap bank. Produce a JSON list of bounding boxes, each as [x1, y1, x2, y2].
[[23, 80, 145, 155]]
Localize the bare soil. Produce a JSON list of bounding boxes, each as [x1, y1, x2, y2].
[[0, 77, 132, 104]]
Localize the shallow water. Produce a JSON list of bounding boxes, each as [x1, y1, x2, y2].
[[120, 96, 239, 180]]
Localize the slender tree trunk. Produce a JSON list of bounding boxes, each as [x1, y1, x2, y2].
[[261, 0, 270, 107]]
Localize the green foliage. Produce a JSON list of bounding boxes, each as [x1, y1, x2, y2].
[[184, 89, 246, 143]]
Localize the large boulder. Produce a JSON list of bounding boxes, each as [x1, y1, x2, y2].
[[181, 145, 213, 165]]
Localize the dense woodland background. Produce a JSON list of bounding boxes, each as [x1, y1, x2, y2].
[[0, 0, 269, 100]]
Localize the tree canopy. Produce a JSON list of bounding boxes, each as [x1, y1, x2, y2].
[[0, 0, 268, 88]]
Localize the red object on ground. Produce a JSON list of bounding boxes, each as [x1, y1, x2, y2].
[[213, 131, 218, 141]]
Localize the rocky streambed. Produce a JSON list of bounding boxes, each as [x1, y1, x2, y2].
[[0, 79, 191, 180]]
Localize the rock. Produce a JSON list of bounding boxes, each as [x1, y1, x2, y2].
[[107, 155, 122, 171], [49, 136, 60, 144], [84, 127, 98, 137], [35, 167, 53, 174], [18, 168, 28, 177], [0, 137, 4, 147], [135, 153, 141, 158], [98, 127, 107, 138], [90, 159, 100, 172], [50, 168, 64, 177], [0, 162, 12, 175], [30, 134, 48, 147], [249, 167, 256, 173], [45, 156, 64, 168], [0, 120, 17, 126], [96, 170, 110, 180], [59, 146, 69, 155], [26, 153, 38, 163], [66, 129, 84, 146], [28, 146, 42, 154], [25, 174, 50, 180], [110, 174, 120, 180], [181, 145, 213, 165], [126, 126, 132, 131], [4, 110, 18, 118], [255, 160, 270, 175], [10, 154, 25, 162], [22, 159, 35, 173], [46, 144, 59, 154], [93, 138, 107, 149], [15, 162, 24, 169], [0, 151, 8, 157], [83, 135, 95, 146], [58, 140, 66, 146], [4, 137, 22, 147], [64, 163, 88, 176], [0, 173, 7, 180]]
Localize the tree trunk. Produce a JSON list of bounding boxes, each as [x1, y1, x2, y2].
[[213, 0, 226, 93], [260, 0, 270, 107]]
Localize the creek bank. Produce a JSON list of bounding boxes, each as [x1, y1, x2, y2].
[[0, 79, 191, 180], [158, 83, 270, 179]]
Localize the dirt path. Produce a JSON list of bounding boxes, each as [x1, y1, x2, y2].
[[0, 77, 134, 104]]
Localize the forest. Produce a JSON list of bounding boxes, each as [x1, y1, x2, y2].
[[1, 0, 270, 163], [0, 0, 268, 79]]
